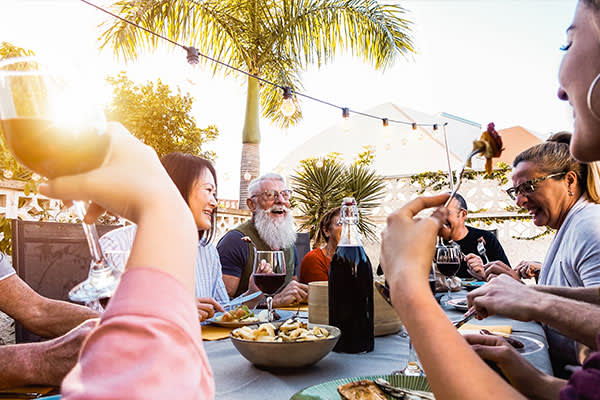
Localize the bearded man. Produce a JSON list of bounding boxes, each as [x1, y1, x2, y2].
[[217, 173, 308, 306]]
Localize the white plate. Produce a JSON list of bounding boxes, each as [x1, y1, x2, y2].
[[459, 331, 545, 355], [208, 309, 295, 328], [447, 297, 468, 311]]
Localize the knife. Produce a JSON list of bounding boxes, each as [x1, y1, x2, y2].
[[453, 307, 476, 329], [0, 393, 43, 399], [222, 291, 262, 310]]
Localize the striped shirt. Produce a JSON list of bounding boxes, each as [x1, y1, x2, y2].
[[99, 225, 229, 304]]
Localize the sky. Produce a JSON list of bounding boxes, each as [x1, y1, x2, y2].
[[0, 0, 578, 199]]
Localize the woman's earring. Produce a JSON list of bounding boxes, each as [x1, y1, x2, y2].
[[568, 190, 574, 196], [587, 73, 600, 121]]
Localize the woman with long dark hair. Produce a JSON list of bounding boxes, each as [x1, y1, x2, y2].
[[101, 152, 227, 321]]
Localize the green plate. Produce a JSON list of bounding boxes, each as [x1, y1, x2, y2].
[[290, 374, 431, 399]]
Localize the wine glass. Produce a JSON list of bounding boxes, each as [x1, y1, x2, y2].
[[0, 56, 120, 308], [434, 238, 461, 306], [252, 251, 286, 322]]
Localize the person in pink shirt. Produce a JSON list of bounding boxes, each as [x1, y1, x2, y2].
[[40, 122, 214, 399]]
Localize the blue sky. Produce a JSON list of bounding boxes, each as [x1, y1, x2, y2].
[[0, 0, 577, 198]]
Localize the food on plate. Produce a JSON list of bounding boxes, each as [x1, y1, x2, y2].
[[216, 305, 258, 323], [337, 380, 388, 400], [466, 122, 504, 174], [231, 319, 331, 342], [480, 329, 525, 349]]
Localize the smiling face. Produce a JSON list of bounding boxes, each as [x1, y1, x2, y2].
[[558, 2, 600, 162], [248, 178, 291, 220], [188, 168, 218, 231], [511, 161, 575, 229]]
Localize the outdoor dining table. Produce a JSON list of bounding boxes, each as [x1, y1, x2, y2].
[[204, 298, 553, 400]]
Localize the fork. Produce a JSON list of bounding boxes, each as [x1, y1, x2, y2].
[[444, 148, 484, 207], [477, 239, 490, 264]]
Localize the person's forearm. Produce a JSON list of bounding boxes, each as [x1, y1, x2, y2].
[[23, 300, 98, 338], [531, 293, 599, 350], [528, 374, 567, 400], [129, 195, 198, 294], [534, 285, 600, 305], [0, 341, 60, 388], [391, 281, 525, 400]]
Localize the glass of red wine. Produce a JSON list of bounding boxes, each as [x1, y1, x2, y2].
[[0, 57, 119, 310], [434, 239, 461, 306], [252, 250, 286, 322]]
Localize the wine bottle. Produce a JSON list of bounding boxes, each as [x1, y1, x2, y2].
[[328, 197, 374, 353]]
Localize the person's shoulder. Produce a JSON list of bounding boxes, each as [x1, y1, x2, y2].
[[302, 249, 322, 262], [217, 230, 244, 247], [102, 224, 137, 239], [466, 225, 496, 238]]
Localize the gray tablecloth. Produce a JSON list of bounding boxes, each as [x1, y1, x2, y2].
[[205, 300, 553, 399]]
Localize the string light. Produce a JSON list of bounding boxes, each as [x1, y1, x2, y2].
[[316, 160, 324, 168], [79, 0, 445, 131], [2, 170, 13, 179], [382, 118, 389, 127], [280, 87, 296, 117], [243, 172, 251, 181]]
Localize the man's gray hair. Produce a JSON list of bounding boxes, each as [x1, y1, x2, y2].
[[248, 173, 286, 197]]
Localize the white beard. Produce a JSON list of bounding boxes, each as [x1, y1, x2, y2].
[[253, 206, 297, 250]]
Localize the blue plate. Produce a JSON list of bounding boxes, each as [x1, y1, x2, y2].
[[462, 280, 485, 291]]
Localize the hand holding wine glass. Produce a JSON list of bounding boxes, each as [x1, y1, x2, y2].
[[0, 57, 124, 307], [252, 251, 286, 322]]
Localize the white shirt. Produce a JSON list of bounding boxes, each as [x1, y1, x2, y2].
[[99, 225, 229, 304]]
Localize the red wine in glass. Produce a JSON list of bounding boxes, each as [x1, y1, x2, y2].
[[252, 251, 286, 322], [436, 262, 460, 277], [253, 273, 286, 296]]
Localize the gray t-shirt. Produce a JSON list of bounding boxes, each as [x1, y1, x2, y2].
[[539, 197, 600, 287], [0, 253, 15, 281]]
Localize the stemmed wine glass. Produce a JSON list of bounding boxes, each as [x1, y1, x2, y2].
[[0, 57, 120, 309], [434, 237, 461, 306], [252, 251, 286, 322]]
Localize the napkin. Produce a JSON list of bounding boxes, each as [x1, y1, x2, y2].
[[459, 324, 512, 335], [278, 304, 309, 312], [201, 325, 233, 341]]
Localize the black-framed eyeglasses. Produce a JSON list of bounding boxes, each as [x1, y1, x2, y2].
[[506, 172, 566, 201], [251, 189, 292, 201]]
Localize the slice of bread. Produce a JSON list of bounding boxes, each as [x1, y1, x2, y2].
[[337, 380, 388, 400]]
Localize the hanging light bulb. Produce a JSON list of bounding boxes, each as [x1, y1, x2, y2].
[[433, 124, 439, 131], [316, 159, 324, 168], [382, 118, 389, 127], [412, 123, 417, 130], [280, 87, 296, 117], [184, 46, 200, 85], [243, 172, 252, 181], [342, 108, 351, 132], [2, 170, 13, 179], [31, 173, 41, 181]]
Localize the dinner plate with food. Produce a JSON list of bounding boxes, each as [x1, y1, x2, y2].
[[446, 297, 469, 311], [459, 328, 545, 356], [208, 305, 295, 328], [290, 374, 432, 400]]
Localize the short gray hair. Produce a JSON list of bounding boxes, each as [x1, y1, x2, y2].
[[248, 173, 286, 197]]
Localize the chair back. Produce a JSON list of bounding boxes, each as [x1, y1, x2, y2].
[[294, 232, 311, 275], [11, 219, 120, 343]]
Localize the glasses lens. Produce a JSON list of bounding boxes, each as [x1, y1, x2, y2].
[[506, 188, 516, 200]]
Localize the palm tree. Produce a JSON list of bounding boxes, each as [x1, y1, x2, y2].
[[291, 157, 386, 246], [100, 0, 414, 208]]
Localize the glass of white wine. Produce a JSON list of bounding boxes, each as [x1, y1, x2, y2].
[[0, 56, 119, 309]]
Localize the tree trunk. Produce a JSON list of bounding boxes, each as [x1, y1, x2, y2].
[[238, 76, 261, 209]]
